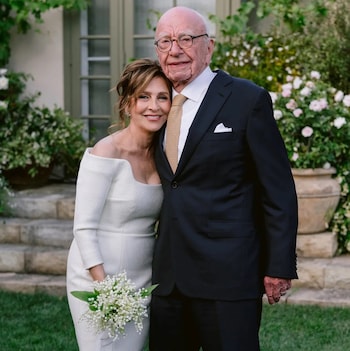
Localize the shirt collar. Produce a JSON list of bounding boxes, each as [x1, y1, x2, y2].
[[173, 67, 216, 102]]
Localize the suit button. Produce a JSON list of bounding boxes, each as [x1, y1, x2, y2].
[[171, 181, 178, 188]]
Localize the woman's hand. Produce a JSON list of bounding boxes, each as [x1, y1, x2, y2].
[[89, 264, 106, 282]]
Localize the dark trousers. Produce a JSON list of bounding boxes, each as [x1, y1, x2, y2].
[[149, 288, 262, 351]]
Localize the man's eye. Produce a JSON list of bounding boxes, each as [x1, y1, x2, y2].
[[160, 39, 171, 45], [180, 36, 191, 44]]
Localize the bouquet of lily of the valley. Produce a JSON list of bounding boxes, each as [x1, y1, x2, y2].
[[71, 271, 158, 340]]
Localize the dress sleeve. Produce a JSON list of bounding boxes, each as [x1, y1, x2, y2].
[[73, 149, 117, 270]]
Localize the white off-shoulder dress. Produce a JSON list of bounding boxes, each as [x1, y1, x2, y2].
[[66, 148, 163, 351]]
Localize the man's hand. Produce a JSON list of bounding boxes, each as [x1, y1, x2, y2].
[[264, 276, 291, 305]]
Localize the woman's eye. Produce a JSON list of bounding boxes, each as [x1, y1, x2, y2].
[[138, 95, 149, 100], [158, 95, 169, 101]]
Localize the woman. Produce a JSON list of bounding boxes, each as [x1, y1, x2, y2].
[[66, 58, 172, 351]]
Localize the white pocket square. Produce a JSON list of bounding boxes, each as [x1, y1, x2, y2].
[[214, 123, 233, 133]]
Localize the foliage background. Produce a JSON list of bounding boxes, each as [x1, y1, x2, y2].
[[0, 0, 89, 207], [210, 0, 350, 253]]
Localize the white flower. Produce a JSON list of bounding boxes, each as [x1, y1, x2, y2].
[[282, 83, 293, 91], [343, 95, 350, 107], [301, 126, 313, 137], [0, 100, 8, 109], [333, 117, 346, 129], [274, 110, 283, 120], [269, 92, 277, 104], [305, 81, 315, 89], [281, 84, 292, 98], [323, 162, 331, 169], [310, 71, 321, 80], [0, 76, 9, 90], [293, 108, 303, 117], [0, 68, 7, 76], [319, 98, 328, 110], [309, 99, 327, 111], [334, 90, 344, 102], [293, 77, 303, 89], [71, 272, 158, 340], [286, 99, 297, 110], [292, 152, 299, 161], [300, 87, 311, 96]]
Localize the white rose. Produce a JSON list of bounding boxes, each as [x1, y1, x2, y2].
[[292, 153, 299, 161], [334, 91, 344, 102], [0, 76, 9, 90], [0, 100, 8, 109], [293, 77, 303, 89], [269, 92, 277, 104], [333, 117, 346, 129], [274, 110, 283, 120], [310, 71, 321, 80], [301, 126, 313, 137], [343, 95, 350, 107], [293, 108, 303, 117], [300, 87, 311, 96]]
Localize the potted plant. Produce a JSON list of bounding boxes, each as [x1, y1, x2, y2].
[[270, 71, 350, 234], [0, 70, 87, 188]]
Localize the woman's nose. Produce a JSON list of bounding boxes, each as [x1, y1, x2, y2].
[[149, 98, 159, 110]]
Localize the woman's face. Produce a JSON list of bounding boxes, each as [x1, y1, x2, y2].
[[128, 77, 171, 133]]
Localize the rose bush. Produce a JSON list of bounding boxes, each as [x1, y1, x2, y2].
[[270, 71, 350, 170], [270, 71, 350, 253], [210, 0, 350, 253]]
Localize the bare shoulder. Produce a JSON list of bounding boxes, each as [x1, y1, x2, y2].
[[90, 133, 121, 159]]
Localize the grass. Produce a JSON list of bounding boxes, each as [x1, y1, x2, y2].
[[260, 302, 350, 350], [0, 290, 77, 351], [1, 290, 350, 350]]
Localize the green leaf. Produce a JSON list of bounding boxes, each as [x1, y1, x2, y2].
[[70, 290, 98, 302], [141, 284, 159, 298]]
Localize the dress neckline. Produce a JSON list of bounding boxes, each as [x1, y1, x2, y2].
[[86, 148, 162, 186]]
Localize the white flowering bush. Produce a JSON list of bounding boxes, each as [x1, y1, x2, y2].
[[210, 0, 350, 253], [71, 272, 158, 340], [211, 34, 300, 93], [271, 71, 350, 169], [209, 3, 300, 92], [271, 71, 350, 253], [0, 70, 87, 180]]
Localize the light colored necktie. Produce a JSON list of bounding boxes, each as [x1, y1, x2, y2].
[[165, 94, 187, 173]]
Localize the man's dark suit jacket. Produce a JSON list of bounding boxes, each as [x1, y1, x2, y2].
[[153, 69, 298, 301]]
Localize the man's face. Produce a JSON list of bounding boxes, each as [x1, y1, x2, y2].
[[154, 9, 214, 91]]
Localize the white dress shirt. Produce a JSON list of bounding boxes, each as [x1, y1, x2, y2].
[[165, 67, 216, 161]]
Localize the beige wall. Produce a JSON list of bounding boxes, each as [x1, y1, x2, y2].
[[9, 8, 64, 109]]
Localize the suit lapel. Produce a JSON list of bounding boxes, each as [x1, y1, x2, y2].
[[176, 70, 234, 174], [156, 126, 172, 176]]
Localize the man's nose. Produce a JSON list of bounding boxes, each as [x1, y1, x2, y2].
[[169, 39, 183, 53]]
